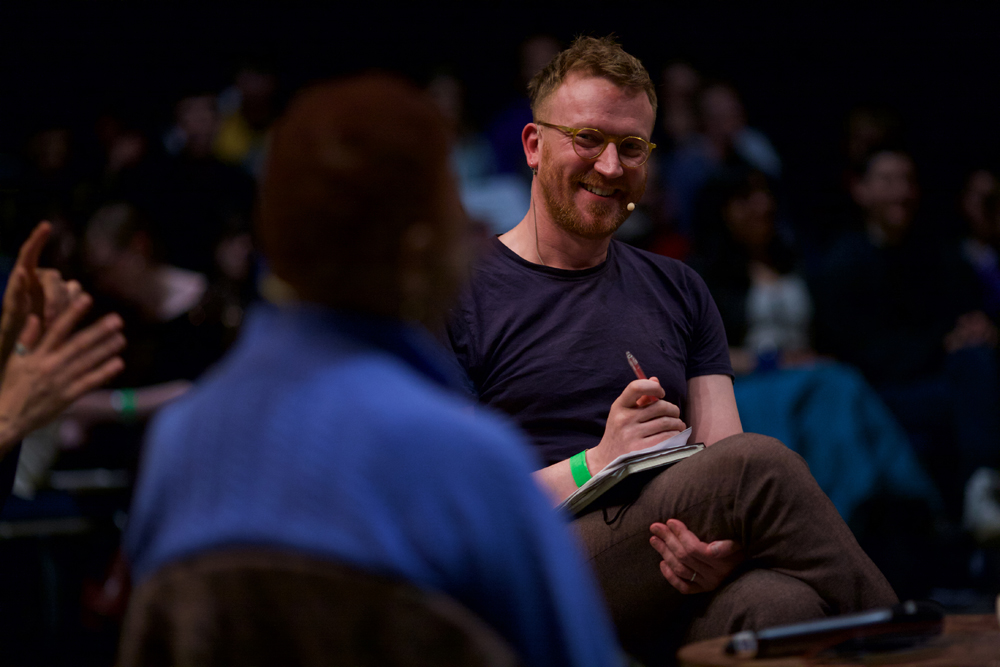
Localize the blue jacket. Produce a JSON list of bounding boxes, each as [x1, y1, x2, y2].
[[125, 303, 621, 667]]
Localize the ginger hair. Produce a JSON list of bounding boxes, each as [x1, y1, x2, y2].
[[527, 35, 657, 119]]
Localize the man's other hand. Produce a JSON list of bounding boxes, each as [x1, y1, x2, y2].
[[589, 378, 686, 473], [649, 518, 743, 594]]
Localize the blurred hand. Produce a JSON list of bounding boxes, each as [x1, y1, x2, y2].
[[0, 221, 84, 370], [589, 378, 686, 473], [944, 310, 998, 352], [649, 518, 744, 594], [0, 293, 125, 454]]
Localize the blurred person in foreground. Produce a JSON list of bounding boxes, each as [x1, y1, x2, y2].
[[444, 36, 895, 665], [0, 221, 126, 506], [122, 75, 622, 667]]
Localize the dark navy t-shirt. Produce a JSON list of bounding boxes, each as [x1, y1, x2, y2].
[[446, 237, 733, 466]]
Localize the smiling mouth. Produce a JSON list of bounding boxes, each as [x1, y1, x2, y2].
[[580, 182, 619, 198]]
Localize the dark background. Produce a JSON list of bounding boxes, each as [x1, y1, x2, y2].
[[0, 5, 997, 661], [2, 3, 1000, 231]]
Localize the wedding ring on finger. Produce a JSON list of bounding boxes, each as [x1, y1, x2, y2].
[[13, 343, 28, 357], [689, 572, 697, 583]]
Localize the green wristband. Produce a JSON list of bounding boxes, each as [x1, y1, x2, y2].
[[569, 450, 592, 488], [111, 389, 137, 421]]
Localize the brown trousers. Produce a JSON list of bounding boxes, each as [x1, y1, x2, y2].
[[571, 433, 898, 666]]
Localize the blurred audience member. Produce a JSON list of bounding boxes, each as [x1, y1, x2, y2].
[[687, 167, 940, 560], [659, 62, 701, 149], [702, 83, 782, 179], [123, 74, 621, 667], [6, 125, 85, 273], [89, 111, 156, 207], [844, 107, 904, 178], [39, 202, 233, 628], [428, 72, 529, 236], [662, 78, 782, 238], [58, 202, 230, 469], [813, 148, 1000, 523], [957, 169, 1000, 318], [615, 63, 706, 258], [796, 106, 907, 273], [23, 126, 75, 211], [486, 34, 561, 180], [613, 154, 683, 254], [689, 168, 808, 372], [953, 169, 1000, 546], [151, 92, 255, 278], [214, 64, 279, 178]]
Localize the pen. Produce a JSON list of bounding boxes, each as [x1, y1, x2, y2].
[[626, 351, 646, 379]]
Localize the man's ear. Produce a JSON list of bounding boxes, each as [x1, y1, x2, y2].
[[522, 122, 540, 173]]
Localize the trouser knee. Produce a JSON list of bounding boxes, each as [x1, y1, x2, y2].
[[711, 432, 809, 477], [685, 569, 828, 642]]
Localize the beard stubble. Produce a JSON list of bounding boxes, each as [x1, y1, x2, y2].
[[537, 147, 645, 241]]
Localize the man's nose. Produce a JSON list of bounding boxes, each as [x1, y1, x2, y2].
[[594, 143, 624, 179]]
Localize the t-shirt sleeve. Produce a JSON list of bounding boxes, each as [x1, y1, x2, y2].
[[683, 267, 735, 380], [442, 301, 482, 401]]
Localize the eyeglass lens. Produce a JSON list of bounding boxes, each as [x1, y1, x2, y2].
[[573, 129, 649, 166]]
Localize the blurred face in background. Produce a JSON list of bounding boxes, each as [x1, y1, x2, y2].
[[853, 151, 919, 243], [701, 84, 745, 149], [29, 128, 71, 173], [724, 179, 776, 253], [236, 68, 277, 128], [961, 169, 998, 243], [520, 35, 560, 84], [426, 73, 464, 134], [661, 63, 701, 141], [82, 204, 152, 303], [176, 95, 219, 158]]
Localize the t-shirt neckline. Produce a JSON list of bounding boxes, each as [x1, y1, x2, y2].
[[490, 235, 613, 280]]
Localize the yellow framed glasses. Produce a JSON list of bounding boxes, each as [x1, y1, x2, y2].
[[537, 121, 656, 168]]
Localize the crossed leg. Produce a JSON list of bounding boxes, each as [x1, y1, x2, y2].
[[571, 433, 897, 665]]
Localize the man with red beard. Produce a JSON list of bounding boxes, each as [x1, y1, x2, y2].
[[446, 36, 896, 664]]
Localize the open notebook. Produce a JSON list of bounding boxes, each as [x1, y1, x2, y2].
[[557, 428, 704, 517]]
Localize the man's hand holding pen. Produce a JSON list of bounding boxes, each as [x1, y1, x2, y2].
[[610, 351, 745, 596], [591, 377, 745, 595], [587, 378, 688, 474]]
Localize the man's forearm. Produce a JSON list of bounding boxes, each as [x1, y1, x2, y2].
[[532, 457, 582, 506]]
